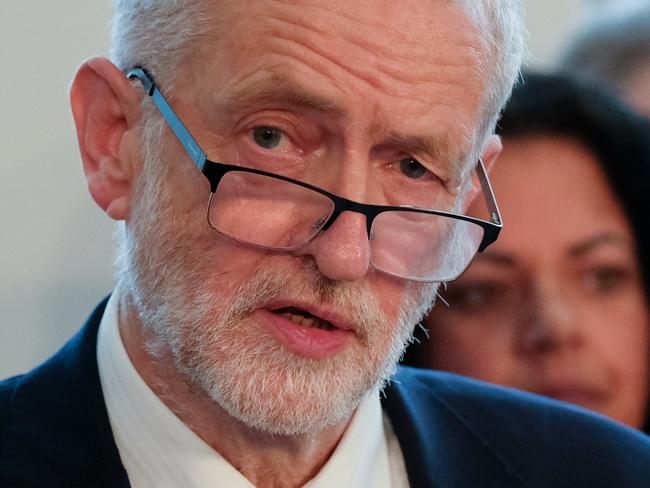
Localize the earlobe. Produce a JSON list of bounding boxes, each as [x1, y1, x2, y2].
[[70, 57, 142, 220]]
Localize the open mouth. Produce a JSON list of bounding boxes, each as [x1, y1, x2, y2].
[[272, 306, 337, 331]]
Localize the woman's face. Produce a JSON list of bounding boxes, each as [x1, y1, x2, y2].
[[424, 135, 650, 428]]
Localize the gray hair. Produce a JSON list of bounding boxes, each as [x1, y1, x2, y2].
[[111, 0, 525, 140], [456, 0, 526, 148], [557, 4, 650, 95], [111, 0, 209, 94]]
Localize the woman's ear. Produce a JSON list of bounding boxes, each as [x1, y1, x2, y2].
[[70, 57, 143, 220]]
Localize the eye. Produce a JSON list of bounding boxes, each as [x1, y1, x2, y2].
[[583, 266, 631, 293], [442, 281, 510, 313], [252, 126, 283, 149], [399, 157, 428, 179]]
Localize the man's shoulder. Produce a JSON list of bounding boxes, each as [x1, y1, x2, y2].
[[0, 373, 22, 441], [0, 342, 90, 487], [385, 366, 650, 487], [388, 366, 650, 451]]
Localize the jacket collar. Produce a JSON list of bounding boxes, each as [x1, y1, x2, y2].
[[382, 371, 520, 487]]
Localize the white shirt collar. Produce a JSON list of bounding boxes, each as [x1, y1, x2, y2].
[[97, 290, 409, 487]]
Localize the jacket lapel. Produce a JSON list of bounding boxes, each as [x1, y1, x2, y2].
[[382, 368, 523, 488]]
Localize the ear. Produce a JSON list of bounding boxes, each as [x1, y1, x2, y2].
[[480, 134, 502, 174], [460, 134, 503, 213], [70, 57, 143, 220]]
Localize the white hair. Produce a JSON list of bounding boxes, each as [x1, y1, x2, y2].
[[456, 0, 527, 151], [111, 0, 525, 132], [111, 0, 209, 93]]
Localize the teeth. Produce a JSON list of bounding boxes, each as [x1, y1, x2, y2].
[[285, 313, 307, 326], [302, 317, 315, 327], [282, 313, 331, 330]]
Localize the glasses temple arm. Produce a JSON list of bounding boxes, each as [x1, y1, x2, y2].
[[126, 67, 208, 171], [476, 158, 502, 226]]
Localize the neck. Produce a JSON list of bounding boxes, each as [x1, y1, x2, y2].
[[118, 294, 352, 488]]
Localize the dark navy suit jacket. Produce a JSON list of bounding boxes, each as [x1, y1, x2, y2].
[[2, 298, 650, 487]]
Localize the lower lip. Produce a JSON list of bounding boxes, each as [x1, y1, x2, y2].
[[255, 309, 353, 359]]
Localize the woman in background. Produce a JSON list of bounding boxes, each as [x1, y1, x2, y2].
[[404, 73, 650, 430]]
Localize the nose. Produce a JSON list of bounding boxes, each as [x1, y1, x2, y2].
[[294, 210, 371, 281], [515, 281, 583, 355]]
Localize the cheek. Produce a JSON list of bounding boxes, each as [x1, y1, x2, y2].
[[375, 276, 421, 323], [580, 294, 650, 416], [595, 314, 650, 428], [594, 310, 650, 390], [585, 294, 649, 376], [204, 244, 273, 292]]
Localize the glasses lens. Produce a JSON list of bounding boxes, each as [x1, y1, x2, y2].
[[370, 210, 484, 282], [208, 171, 335, 250]]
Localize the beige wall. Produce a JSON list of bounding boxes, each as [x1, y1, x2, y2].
[[1, 2, 113, 376], [0, 0, 603, 377]]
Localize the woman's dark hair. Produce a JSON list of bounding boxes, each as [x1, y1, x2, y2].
[[496, 71, 650, 298]]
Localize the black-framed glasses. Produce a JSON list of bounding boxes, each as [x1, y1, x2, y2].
[[127, 67, 502, 282]]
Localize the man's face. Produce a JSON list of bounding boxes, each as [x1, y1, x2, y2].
[[124, 0, 489, 435]]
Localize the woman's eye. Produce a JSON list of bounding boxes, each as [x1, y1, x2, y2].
[[252, 126, 283, 149], [399, 157, 428, 179], [442, 281, 508, 313], [583, 266, 630, 293]]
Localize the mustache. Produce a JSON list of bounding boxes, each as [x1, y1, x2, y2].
[[196, 261, 385, 339]]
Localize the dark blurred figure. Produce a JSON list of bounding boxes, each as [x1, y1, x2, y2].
[[404, 72, 650, 431], [558, 4, 650, 117]]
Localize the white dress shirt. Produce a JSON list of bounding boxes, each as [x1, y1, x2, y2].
[[97, 290, 410, 487]]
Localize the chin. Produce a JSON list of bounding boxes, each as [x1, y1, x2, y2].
[[194, 341, 383, 436]]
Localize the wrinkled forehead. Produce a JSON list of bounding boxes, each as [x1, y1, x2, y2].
[[183, 0, 490, 88], [172, 0, 491, 158], [196, 0, 486, 39]]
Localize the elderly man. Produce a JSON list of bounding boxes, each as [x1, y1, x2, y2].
[[2, 1, 650, 487]]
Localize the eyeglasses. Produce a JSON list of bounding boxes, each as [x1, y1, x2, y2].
[[127, 67, 502, 283]]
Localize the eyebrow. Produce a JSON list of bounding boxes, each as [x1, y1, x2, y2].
[[215, 74, 346, 117], [473, 232, 631, 268], [568, 232, 631, 257], [385, 131, 466, 177]]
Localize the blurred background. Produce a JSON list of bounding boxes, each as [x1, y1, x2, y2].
[[0, 0, 647, 378]]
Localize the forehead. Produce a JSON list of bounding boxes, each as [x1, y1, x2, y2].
[[490, 135, 634, 256], [179, 0, 490, 158]]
